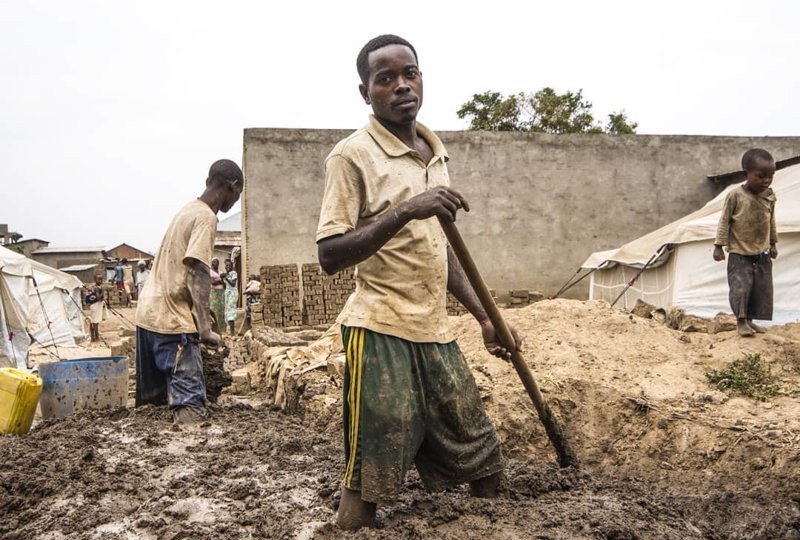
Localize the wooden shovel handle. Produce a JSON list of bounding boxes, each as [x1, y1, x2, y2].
[[439, 217, 578, 468]]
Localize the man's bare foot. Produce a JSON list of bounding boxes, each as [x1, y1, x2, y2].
[[737, 319, 755, 337], [747, 320, 767, 333], [469, 471, 502, 498], [336, 487, 376, 531]]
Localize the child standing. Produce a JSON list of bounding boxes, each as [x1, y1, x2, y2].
[[86, 274, 106, 342], [713, 148, 778, 337]]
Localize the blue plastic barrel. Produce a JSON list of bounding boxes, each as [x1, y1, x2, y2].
[[39, 356, 128, 419]]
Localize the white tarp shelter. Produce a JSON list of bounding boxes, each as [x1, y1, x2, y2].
[[583, 163, 800, 325], [0, 246, 85, 369]]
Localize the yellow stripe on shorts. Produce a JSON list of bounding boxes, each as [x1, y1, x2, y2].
[[344, 327, 365, 487]]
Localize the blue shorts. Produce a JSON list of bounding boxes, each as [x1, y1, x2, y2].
[[135, 327, 206, 409]]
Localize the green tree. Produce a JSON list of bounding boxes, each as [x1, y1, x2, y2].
[[455, 91, 522, 131], [457, 87, 638, 134], [605, 111, 638, 134]]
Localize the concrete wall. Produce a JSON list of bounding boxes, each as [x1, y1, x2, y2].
[[243, 128, 800, 298]]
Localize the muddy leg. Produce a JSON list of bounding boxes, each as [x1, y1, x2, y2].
[[737, 318, 755, 337], [336, 487, 376, 531], [747, 320, 767, 333], [228, 321, 235, 336], [469, 471, 502, 498]]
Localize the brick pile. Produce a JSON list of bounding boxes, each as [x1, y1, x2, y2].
[[259, 265, 283, 327], [321, 266, 355, 325], [100, 283, 129, 307], [280, 265, 303, 326], [302, 263, 326, 326], [446, 292, 468, 316], [259, 264, 301, 327], [507, 289, 545, 308], [249, 302, 264, 325]]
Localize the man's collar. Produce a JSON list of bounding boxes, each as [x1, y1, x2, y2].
[[367, 115, 449, 161]]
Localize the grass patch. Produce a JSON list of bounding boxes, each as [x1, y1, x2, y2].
[[706, 353, 780, 401]]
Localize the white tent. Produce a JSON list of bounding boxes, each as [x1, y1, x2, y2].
[[583, 163, 800, 325], [0, 246, 85, 369]]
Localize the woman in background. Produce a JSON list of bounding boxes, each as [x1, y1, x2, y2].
[[209, 257, 225, 333], [223, 258, 238, 335]]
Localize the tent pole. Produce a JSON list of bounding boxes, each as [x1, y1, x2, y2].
[[610, 248, 664, 308], [552, 268, 597, 299]]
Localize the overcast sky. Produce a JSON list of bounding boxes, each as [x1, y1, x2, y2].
[[3, 0, 798, 253]]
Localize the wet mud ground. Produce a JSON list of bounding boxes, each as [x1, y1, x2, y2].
[[2, 403, 799, 540]]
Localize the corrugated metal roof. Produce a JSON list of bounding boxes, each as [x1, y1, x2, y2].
[[59, 264, 100, 272], [32, 246, 105, 254]]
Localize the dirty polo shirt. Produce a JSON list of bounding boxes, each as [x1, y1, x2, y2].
[[136, 199, 218, 334], [715, 186, 777, 255], [316, 115, 453, 344]]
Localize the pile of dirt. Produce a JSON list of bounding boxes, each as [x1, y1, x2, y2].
[[202, 345, 232, 403], [2, 299, 800, 538]]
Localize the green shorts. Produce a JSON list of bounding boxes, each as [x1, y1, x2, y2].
[[341, 326, 503, 504]]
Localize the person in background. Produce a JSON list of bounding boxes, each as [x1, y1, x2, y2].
[[114, 259, 125, 290], [85, 274, 106, 342], [209, 257, 226, 333], [136, 261, 150, 300], [222, 258, 238, 335], [135, 159, 243, 424], [243, 274, 261, 326]]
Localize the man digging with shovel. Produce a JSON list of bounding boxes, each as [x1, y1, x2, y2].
[[316, 34, 522, 531], [135, 159, 243, 424]]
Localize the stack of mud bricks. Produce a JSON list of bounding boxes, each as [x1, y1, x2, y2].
[[259, 265, 283, 327], [446, 292, 468, 316], [301, 263, 355, 326], [508, 289, 544, 308], [302, 263, 326, 326], [249, 302, 264, 325], [258, 264, 302, 327], [321, 265, 355, 325], [100, 283, 129, 307]]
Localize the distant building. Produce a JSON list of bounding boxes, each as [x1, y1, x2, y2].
[[10, 238, 50, 258], [31, 246, 106, 270], [60, 263, 102, 284], [106, 243, 153, 262], [0, 224, 23, 247]]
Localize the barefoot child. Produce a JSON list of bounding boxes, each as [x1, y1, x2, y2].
[[713, 148, 778, 337]]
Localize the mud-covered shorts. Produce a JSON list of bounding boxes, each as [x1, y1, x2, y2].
[[727, 252, 773, 320], [341, 326, 503, 504]]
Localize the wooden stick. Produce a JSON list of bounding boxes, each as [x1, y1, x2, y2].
[[439, 217, 578, 468]]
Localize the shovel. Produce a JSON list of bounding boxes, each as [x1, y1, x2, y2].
[[439, 217, 578, 468]]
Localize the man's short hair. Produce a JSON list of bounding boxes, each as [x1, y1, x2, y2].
[[207, 159, 243, 188], [356, 34, 418, 85], [741, 148, 774, 171]]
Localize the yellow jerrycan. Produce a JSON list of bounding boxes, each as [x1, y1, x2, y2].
[[0, 368, 43, 435]]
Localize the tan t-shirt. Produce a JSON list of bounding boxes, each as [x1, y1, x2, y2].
[[316, 116, 453, 344], [715, 186, 778, 255], [136, 199, 218, 334]]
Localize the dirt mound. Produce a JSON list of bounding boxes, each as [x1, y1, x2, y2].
[[2, 299, 799, 538], [202, 345, 231, 403]]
